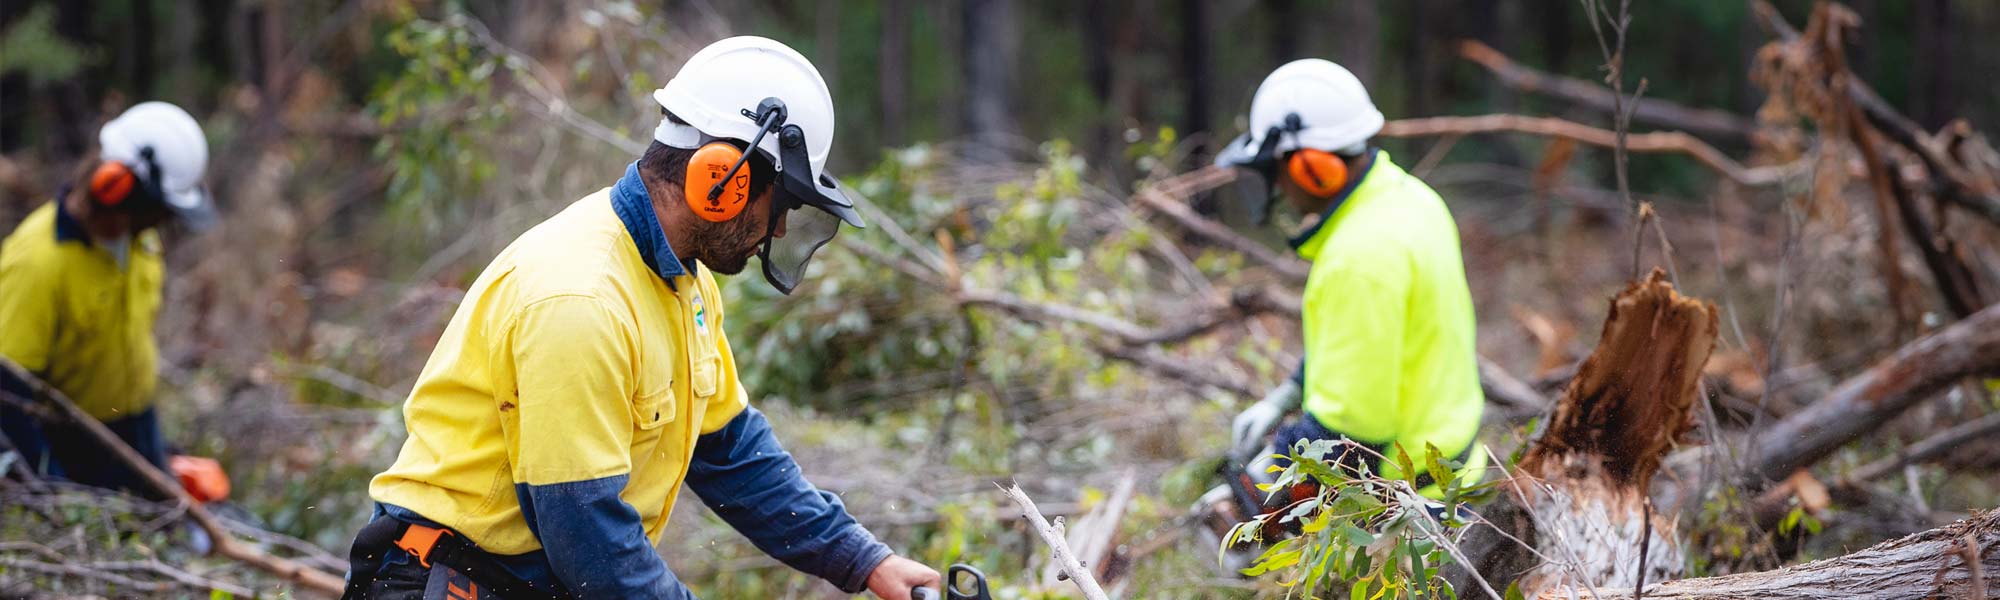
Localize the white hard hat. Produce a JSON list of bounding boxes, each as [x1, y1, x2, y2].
[[1214, 58, 1383, 169], [649, 36, 862, 295], [651, 36, 857, 224], [99, 101, 213, 228]]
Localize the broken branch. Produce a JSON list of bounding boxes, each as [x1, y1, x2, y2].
[[0, 357, 345, 597], [1001, 483, 1110, 600]]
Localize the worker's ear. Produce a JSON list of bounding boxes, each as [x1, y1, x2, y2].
[[684, 142, 751, 222]]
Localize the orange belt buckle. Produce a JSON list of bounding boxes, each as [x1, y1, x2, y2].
[[394, 524, 450, 568]]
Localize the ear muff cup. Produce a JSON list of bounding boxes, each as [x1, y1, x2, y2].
[[1286, 149, 1348, 198], [685, 142, 752, 222], [90, 161, 136, 206]]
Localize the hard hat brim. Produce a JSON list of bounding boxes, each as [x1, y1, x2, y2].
[[791, 172, 865, 228], [1213, 132, 1261, 169]]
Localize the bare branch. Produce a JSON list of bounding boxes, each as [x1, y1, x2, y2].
[[0, 357, 345, 597], [1456, 40, 1758, 143], [1130, 166, 1312, 284], [1847, 411, 2000, 485], [1379, 115, 1790, 187], [1001, 483, 1110, 600]]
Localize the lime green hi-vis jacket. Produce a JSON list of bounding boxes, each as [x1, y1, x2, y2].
[[1290, 150, 1487, 497]]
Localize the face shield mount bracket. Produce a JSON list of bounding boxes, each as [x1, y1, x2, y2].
[[1244, 113, 1306, 225]]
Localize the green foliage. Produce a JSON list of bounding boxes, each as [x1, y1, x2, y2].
[[0, 5, 97, 84], [1776, 505, 1822, 537], [369, 9, 510, 239], [1223, 442, 1499, 598]]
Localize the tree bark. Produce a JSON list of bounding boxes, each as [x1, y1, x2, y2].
[[1269, 0, 1298, 63], [1911, 0, 1957, 131], [961, 0, 1019, 161], [1334, 0, 1378, 86], [1178, 0, 1211, 161], [1563, 510, 2000, 599], [879, 0, 909, 147], [1748, 302, 2000, 485]]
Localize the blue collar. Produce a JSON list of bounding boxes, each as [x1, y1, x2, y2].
[[1286, 148, 1380, 251], [609, 162, 688, 283], [53, 186, 90, 245]]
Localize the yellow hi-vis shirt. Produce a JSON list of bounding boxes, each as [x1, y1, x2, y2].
[[1293, 151, 1486, 493], [369, 188, 748, 555], [0, 202, 164, 421]]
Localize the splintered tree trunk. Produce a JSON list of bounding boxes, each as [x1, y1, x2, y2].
[[1575, 510, 2000, 599], [1454, 270, 1717, 597]]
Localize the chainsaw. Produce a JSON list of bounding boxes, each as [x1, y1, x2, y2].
[[911, 564, 991, 600]]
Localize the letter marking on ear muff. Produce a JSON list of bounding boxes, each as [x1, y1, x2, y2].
[[685, 143, 751, 222]]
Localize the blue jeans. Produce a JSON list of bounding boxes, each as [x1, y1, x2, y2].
[[0, 397, 170, 499]]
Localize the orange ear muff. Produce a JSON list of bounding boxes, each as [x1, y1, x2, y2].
[[685, 142, 752, 223], [90, 161, 136, 206], [1286, 149, 1348, 198]]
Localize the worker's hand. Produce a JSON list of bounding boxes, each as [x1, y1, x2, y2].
[[1231, 380, 1302, 456], [866, 554, 940, 600]]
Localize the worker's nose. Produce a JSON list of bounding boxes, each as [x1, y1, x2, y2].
[[772, 209, 789, 239]]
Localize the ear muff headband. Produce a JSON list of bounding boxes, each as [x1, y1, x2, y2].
[[1286, 148, 1348, 198], [90, 161, 136, 206], [685, 142, 751, 222]]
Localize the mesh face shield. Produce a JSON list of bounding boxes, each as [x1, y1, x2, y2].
[[1215, 115, 1300, 226], [751, 110, 863, 295]]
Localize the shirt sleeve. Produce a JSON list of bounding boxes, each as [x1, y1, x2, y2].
[[686, 406, 893, 593], [1299, 251, 1412, 447], [0, 254, 59, 374], [505, 295, 690, 598]]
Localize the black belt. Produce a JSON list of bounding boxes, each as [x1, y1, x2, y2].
[[343, 515, 565, 600]]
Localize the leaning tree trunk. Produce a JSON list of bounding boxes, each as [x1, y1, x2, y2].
[[1565, 509, 2000, 599], [1453, 270, 1717, 597]]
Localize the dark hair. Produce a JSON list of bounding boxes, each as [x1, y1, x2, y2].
[[638, 111, 778, 201]]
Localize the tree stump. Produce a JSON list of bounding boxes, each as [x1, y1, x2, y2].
[[1454, 269, 1718, 597]]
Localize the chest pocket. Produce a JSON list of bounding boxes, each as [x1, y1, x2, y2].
[[689, 346, 720, 399], [633, 346, 676, 431]]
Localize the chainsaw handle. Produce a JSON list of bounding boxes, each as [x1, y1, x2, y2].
[[910, 563, 990, 600], [945, 564, 991, 600]]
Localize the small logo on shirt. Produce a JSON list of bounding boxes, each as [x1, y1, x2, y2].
[[691, 291, 709, 337]]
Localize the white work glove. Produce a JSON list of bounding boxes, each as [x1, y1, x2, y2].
[[1231, 380, 1302, 456]]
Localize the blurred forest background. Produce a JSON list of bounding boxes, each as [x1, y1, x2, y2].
[[4, 0, 2000, 598]]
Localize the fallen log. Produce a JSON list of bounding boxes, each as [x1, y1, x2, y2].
[[1454, 270, 1718, 597], [1748, 302, 2000, 486], [1563, 509, 2000, 599]]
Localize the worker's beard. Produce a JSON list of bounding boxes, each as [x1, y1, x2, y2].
[[695, 213, 768, 276]]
